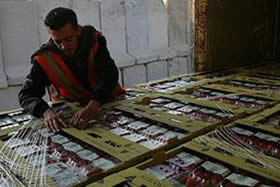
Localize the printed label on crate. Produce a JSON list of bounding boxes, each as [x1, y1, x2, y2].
[[215, 112, 230, 118], [12, 114, 33, 123], [151, 98, 172, 103], [225, 94, 239, 99], [52, 169, 81, 187], [226, 173, 259, 186], [117, 116, 134, 125], [0, 117, 14, 126], [38, 128, 54, 137], [144, 165, 175, 180], [51, 134, 69, 144], [123, 133, 147, 142], [153, 84, 171, 89], [157, 131, 184, 142], [127, 121, 150, 130], [240, 97, 256, 102], [176, 152, 202, 165], [63, 142, 83, 152], [163, 102, 185, 109], [178, 105, 199, 113], [255, 100, 267, 105], [211, 92, 225, 96], [201, 161, 230, 176], [45, 162, 67, 177], [110, 127, 131, 136], [77, 150, 99, 161], [197, 88, 211, 93], [199, 108, 217, 114], [141, 125, 167, 137], [166, 110, 184, 115], [140, 140, 164, 150], [266, 119, 279, 127], [92, 158, 115, 170], [231, 127, 254, 136], [254, 132, 280, 142]]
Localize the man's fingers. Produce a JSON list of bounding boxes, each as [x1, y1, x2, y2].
[[70, 114, 78, 126], [79, 118, 90, 130], [73, 115, 82, 127], [49, 123, 57, 133], [70, 110, 90, 129], [44, 119, 61, 132], [78, 118, 85, 129], [57, 111, 69, 127], [44, 121, 51, 132], [45, 120, 56, 132], [73, 117, 79, 126], [43, 110, 68, 132], [58, 110, 64, 116], [52, 119, 61, 132], [57, 117, 67, 127], [80, 123, 88, 130], [71, 117, 83, 129], [70, 115, 74, 124]]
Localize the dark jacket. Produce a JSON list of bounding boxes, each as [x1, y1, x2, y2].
[[18, 25, 119, 118]]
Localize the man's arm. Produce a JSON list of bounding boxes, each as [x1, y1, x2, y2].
[[71, 34, 119, 129], [18, 61, 67, 132], [90, 34, 119, 104], [18, 61, 50, 118]]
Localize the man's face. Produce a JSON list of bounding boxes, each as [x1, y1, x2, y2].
[[47, 23, 81, 57]]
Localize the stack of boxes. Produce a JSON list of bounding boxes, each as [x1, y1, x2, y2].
[[1, 62, 280, 186]]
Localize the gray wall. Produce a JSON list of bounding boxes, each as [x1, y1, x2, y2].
[[0, 0, 195, 111]]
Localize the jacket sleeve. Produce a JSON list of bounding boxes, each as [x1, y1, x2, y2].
[[18, 60, 50, 118], [90, 34, 119, 104]]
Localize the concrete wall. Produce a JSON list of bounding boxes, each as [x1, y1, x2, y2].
[[0, 0, 195, 111]]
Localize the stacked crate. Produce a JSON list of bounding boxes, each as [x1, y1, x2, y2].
[[89, 143, 280, 186], [88, 62, 280, 186], [2, 62, 280, 186]]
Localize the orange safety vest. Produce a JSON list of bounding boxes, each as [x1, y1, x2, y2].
[[34, 32, 124, 102]]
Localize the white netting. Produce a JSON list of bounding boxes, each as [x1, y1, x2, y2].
[[0, 120, 49, 187], [193, 126, 280, 171]]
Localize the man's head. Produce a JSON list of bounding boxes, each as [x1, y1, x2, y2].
[[44, 7, 81, 57]]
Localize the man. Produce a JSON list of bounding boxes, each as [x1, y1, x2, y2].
[[18, 7, 124, 132]]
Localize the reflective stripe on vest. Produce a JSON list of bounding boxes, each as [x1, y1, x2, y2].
[[88, 32, 99, 88], [35, 52, 91, 101], [35, 31, 125, 102]]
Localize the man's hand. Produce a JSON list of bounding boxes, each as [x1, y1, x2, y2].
[[43, 108, 67, 132], [70, 100, 100, 130]]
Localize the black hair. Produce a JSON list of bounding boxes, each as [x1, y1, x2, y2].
[[44, 7, 78, 30]]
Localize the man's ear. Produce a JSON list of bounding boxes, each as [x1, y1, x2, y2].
[[77, 26, 82, 36]]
